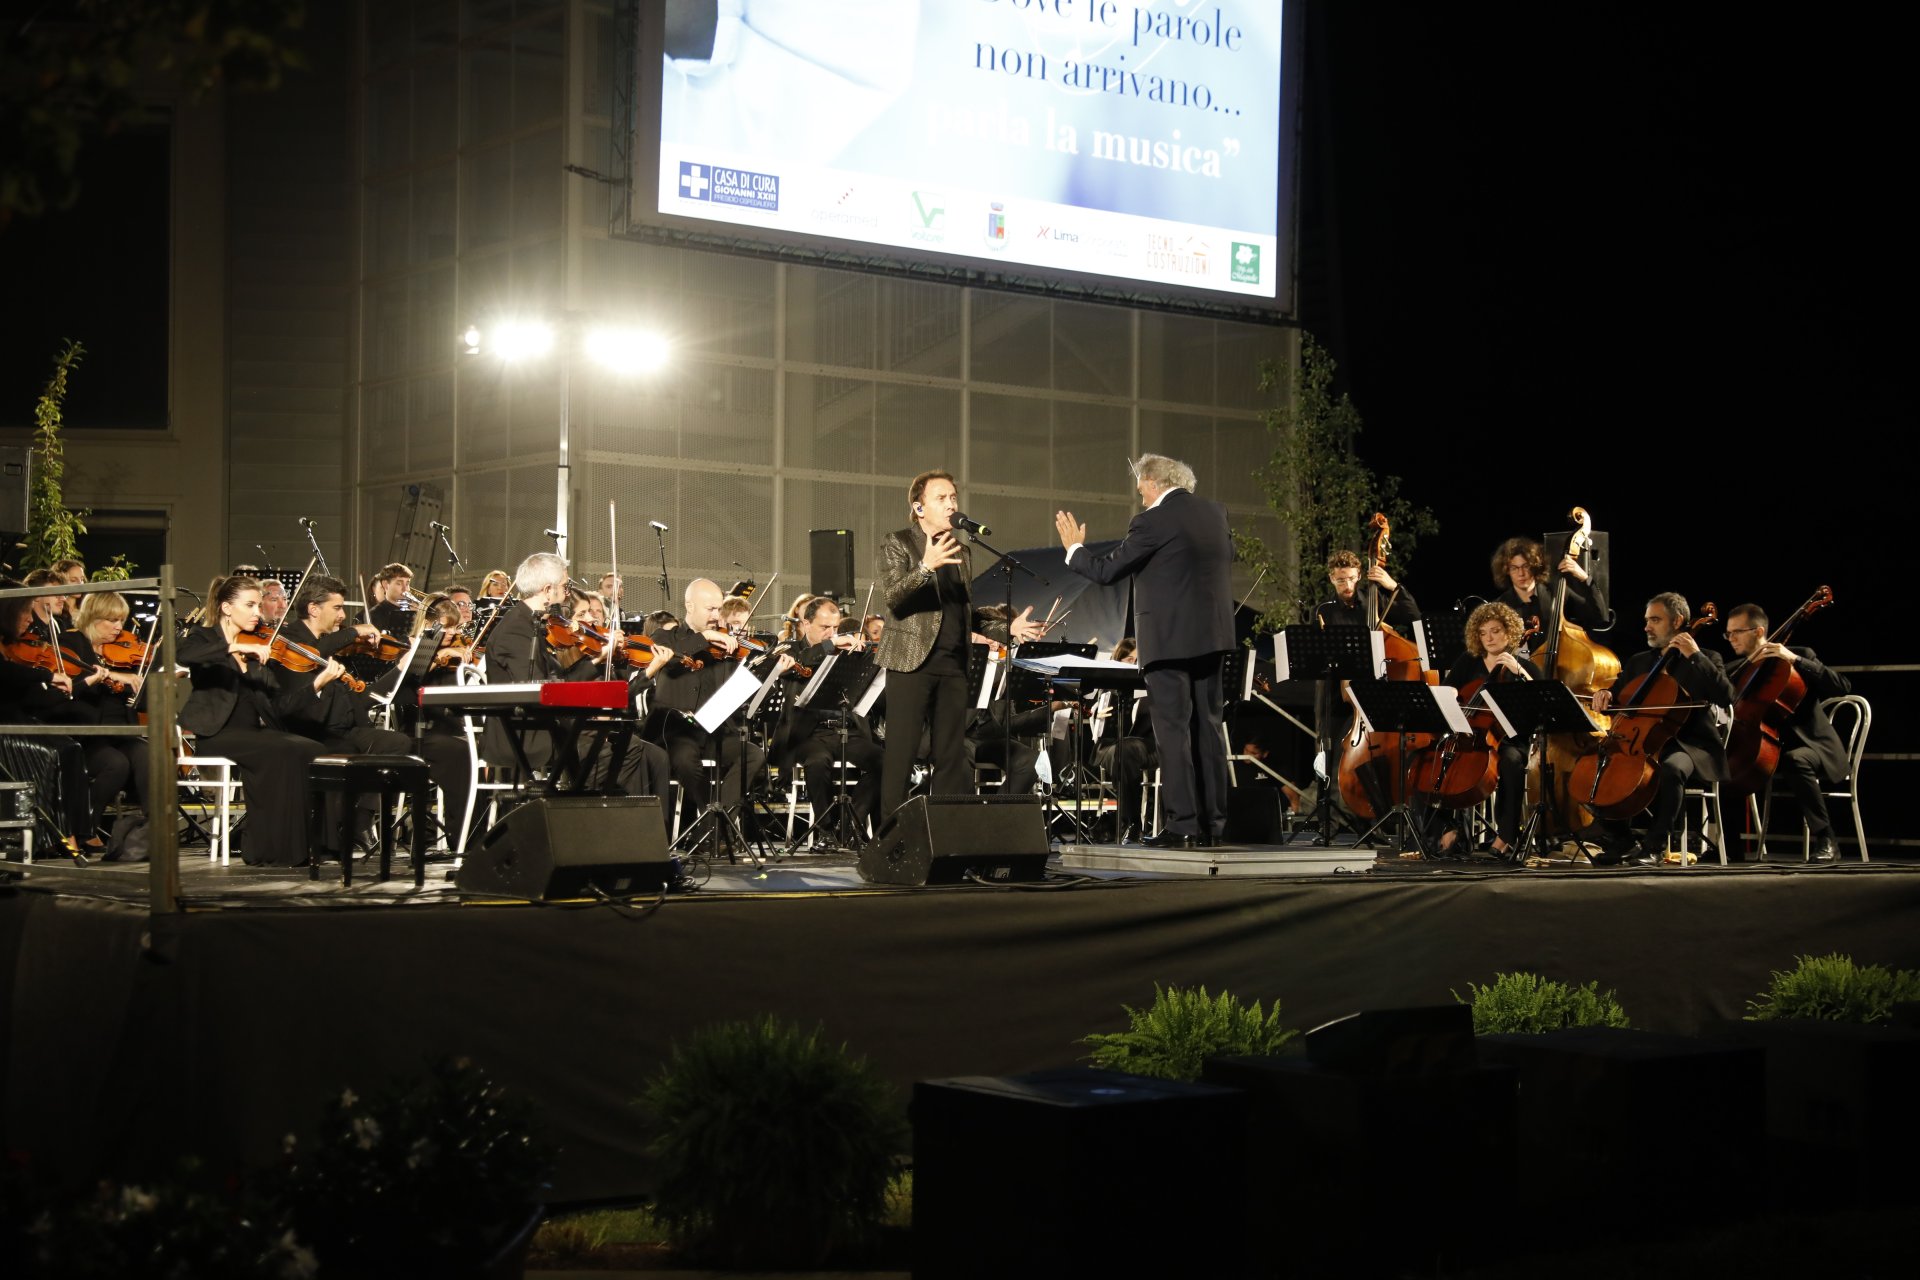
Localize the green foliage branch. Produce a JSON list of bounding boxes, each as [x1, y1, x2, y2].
[[23, 339, 88, 570], [1746, 952, 1920, 1023], [1082, 982, 1299, 1081], [1454, 971, 1633, 1034], [1232, 333, 1439, 631]]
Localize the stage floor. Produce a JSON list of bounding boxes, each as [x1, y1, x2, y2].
[[6, 836, 1917, 1204]]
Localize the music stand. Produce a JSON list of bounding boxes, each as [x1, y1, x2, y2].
[[788, 651, 876, 851], [1275, 625, 1384, 847], [1345, 682, 1469, 858], [1481, 680, 1600, 859], [674, 665, 769, 869]]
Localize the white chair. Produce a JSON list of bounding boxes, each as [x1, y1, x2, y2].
[[178, 730, 242, 866], [1678, 716, 1733, 866], [1756, 694, 1870, 862], [455, 717, 519, 860]]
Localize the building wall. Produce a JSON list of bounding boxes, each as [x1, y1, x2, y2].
[[329, 0, 1289, 623]]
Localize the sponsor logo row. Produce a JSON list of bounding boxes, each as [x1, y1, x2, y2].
[[675, 160, 1263, 287]]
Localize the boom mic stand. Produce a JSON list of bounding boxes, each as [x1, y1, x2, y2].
[[962, 523, 1046, 800]]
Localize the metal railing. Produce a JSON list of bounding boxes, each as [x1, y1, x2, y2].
[[1, 568, 181, 910]]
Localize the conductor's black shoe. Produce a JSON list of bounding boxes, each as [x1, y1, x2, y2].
[[1141, 829, 1194, 851], [1810, 834, 1838, 862], [1627, 845, 1665, 867]]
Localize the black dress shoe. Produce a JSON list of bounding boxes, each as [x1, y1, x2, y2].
[[1627, 845, 1665, 867], [1809, 834, 1838, 862], [1140, 829, 1194, 851]]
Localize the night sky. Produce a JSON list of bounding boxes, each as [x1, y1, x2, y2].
[[1298, 6, 1905, 663]]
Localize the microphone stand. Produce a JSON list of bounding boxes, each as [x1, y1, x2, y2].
[[963, 525, 1047, 815], [435, 523, 465, 589], [299, 519, 330, 576], [654, 524, 672, 613]]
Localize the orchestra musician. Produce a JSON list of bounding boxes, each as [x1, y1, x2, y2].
[[643, 577, 779, 831], [1315, 549, 1421, 630], [368, 563, 415, 636], [478, 569, 511, 599], [1438, 602, 1532, 859], [1056, 453, 1234, 851], [1724, 603, 1852, 862], [1, 576, 104, 854], [962, 605, 1049, 800], [443, 585, 475, 636], [176, 574, 327, 866], [1590, 592, 1736, 866], [878, 470, 1041, 820], [60, 589, 149, 832], [861, 614, 885, 647], [774, 595, 883, 832], [259, 578, 289, 627], [1492, 536, 1608, 648], [272, 574, 471, 858], [480, 553, 671, 803]]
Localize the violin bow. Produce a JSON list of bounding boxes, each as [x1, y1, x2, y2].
[[605, 500, 620, 680]]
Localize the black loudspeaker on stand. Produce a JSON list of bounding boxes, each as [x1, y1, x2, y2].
[[809, 528, 855, 601], [457, 796, 674, 898], [858, 795, 1050, 885]]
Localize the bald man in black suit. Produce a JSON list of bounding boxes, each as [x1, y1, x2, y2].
[[1056, 454, 1236, 849]]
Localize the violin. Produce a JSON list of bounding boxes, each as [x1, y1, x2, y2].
[[1724, 586, 1832, 792], [3, 633, 62, 675], [333, 630, 410, 664], [1337, 513, 1439, 821], [1567, 603, 1719, 821], [234, 628, 368, 693], [96, 629, 149, 672], [1527, 506, 1619, 837]]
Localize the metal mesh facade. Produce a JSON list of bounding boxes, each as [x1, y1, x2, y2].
[[354, 0, 1290, 626]]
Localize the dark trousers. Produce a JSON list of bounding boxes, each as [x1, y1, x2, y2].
[[1142, 654, 1231, 837], [198, 724, 327, 866], [660, 720, 763, 826], [82, 736, 147, 836], [882, 664, 969, 819], [1096, 736, 1156, 831], [1492, 739, 1527, 843], [795, 730, 884, 828], [1777, 744, 1833, 836]]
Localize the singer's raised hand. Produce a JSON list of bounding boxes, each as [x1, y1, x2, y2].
[[1054, 510, 1087, 551], [922, 531, 963, 572]]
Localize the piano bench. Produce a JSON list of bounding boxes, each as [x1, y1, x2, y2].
[[309, 753, 434, 888]]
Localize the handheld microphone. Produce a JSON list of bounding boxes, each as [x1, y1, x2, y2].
[[650, 520, 670, 532], [951, 512, 992, 537]]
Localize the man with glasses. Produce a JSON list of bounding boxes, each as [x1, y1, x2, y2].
[[1724, 604, 1852, 862]]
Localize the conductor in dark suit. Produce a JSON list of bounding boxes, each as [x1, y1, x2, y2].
[[1055, 454, 1235, 849]]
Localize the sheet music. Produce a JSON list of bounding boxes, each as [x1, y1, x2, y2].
[[693, 663, 764, 734], [1352, 684, 1470, 736], [1013, 654, 1139, 674], [976, 649, 1001, 710], [855, 667, 886, 717], [796, 652, 839, 708]]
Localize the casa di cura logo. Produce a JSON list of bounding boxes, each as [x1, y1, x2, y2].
[[678, 160, 779, 212]]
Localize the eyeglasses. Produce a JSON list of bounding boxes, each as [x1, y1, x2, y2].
[[1726, 627, 1760, 636]]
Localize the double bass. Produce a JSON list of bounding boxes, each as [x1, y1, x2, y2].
[[1526, 507, 1619, 836], [1568, 603, 1719, 820], [1336, 513, 1437, 820], [1724, 586, 1833, 793]]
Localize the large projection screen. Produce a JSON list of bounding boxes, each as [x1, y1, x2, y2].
[[624, 0, 1302, 316]]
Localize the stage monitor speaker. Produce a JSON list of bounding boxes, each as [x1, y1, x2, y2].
[[456, 795, 673, 899], [858, 794, 1049, 885], [809, 528, 855, 601], [0, 445, 27, 538]]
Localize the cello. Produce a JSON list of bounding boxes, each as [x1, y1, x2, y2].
[[1568, 603, 1719, 820], [1525, 506, 1619, 836], [1724, 586, 1833, 793], [1336, 513, 1437, 820]]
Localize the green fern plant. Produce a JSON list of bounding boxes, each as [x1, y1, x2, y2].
[[1454, 972, 1631, 1034], [640, 1016, 905, 1269], [1746, 953, 1920, 1023], [1082, 984, 1298, 1081]]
